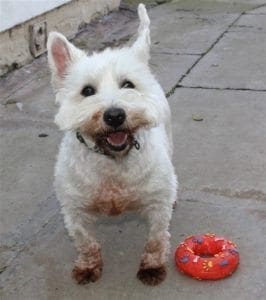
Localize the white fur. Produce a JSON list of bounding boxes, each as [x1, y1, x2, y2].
[[47, 3, 178, 285]]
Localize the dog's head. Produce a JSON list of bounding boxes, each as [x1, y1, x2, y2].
[[47, 4, 168, 157]]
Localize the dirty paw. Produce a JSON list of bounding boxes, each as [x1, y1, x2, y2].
[[137, 266, 166, 286], [72, 265, 102, 284]]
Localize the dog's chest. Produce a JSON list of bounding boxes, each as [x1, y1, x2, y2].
[[87, 178, 140, 216]]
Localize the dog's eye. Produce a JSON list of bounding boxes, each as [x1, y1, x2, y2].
[[81, 85, 96, 97], [121, 80, 135, 89]]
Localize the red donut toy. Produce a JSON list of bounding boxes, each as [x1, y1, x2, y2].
[[175, 233, 240, 280]]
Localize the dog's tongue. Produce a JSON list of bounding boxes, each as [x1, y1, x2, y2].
[[107, 132, 128, 146]]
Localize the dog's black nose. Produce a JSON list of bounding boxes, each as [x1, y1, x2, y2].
[[103, 107, 126, 128]]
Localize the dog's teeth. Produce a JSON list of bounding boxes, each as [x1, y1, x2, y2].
[[107, 132, 128, 146]]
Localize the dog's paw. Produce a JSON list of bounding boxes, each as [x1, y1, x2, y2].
[[137, 265, 166, 286], [72, 265, 102, 284]]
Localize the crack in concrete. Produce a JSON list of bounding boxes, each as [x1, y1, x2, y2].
[[151, 50, 202, 56], [201, 187, 266, 202], [168, 85, 266, 93], [180, 187, 266, 204], [165, 11, 249, 98], [245, 3, 266, 15], [245, 13, 266, 15]]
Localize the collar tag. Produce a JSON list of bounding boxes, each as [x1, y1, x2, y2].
[[76, 131, 86, 145], [133, 139, 140, 150]]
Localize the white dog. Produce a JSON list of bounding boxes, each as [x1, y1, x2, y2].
[[47, 4, 177, 286]]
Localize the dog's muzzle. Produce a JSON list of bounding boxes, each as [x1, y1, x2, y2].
[[76, 131, 140, 157], [76, 106, 141, 157]]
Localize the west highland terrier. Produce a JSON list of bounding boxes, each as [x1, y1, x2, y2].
[[47, 4, 177, 286]]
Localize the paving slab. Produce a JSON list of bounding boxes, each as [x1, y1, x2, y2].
[[172, 0, 266, 12], [0, 67, 60, 237], [169, 88, 266, 198], [1, 191, 265, 300], [182, 29, 266, 90], [151, 53, 200, 92], [230, 13, 266, 32], [149, 2, 239, 55], [248, 5, 266, 14]]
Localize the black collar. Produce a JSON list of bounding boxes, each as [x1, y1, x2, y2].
[[76, 131, 140, 157], [76, 131, 108, 156]]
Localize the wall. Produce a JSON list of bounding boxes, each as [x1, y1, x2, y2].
[[0, 0, 121, 76], [0, 0, 71, 32]]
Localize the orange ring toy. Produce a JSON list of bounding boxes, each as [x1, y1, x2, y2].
[[175, 234, 240, 280]]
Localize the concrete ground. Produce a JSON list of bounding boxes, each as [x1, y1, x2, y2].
[[1, 0, 266, 299]]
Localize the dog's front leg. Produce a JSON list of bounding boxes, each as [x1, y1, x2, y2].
[[63, 208, 102, 284], [137, 204, 173, 286]]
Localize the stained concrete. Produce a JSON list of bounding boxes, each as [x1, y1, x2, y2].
[[169, 88, 266, 197], [150, 4, 239, 55], [1, 1, 266, 299]]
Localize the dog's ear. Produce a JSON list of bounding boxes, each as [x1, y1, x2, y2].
[[132, 4, 150, 63], [47, 32, 85, 88]]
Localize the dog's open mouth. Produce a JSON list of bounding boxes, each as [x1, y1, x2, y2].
[[105, 131, 129, 151]]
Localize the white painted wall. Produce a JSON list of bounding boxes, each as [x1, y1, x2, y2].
[[0, 0, 71, 32]]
